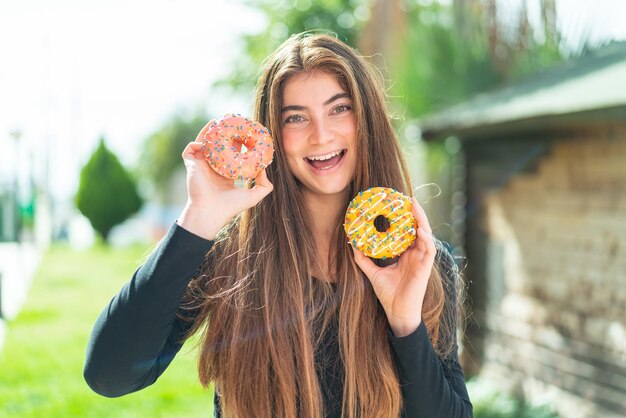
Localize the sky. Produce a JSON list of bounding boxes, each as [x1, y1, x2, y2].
[[0, 0, 263, 201], [1, 0, 626, 202]]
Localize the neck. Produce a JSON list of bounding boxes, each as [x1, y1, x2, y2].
[[301, 189, 347, 282], [302, 190, 346, 242]]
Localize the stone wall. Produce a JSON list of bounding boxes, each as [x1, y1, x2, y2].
[[475, 125, 626, 418]]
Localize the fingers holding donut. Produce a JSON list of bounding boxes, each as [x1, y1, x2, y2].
[[182, 118, 217, 168], [352, 245, 382, 281], [182, 139, 224, 183], [182, 141, 205, 162], [410, 197, 432, 235], [405, 197, 436, 263], [177, 117, 275, 240], [253, 167, 273, 190], [195, 119, 217, 143], [245, 168, 274, 208]]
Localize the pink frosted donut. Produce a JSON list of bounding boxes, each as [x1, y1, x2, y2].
[[202, 114, 274, 181]]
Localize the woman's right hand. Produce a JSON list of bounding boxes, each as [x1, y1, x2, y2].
[[176, 120, 274, 240]]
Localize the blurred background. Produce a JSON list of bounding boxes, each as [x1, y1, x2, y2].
[[1, 0, 625, 417]]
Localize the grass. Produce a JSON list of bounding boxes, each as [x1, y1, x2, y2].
[[0, 243, 563, 417], [468, 378, 560, 418], [0, 243, 213, 418]]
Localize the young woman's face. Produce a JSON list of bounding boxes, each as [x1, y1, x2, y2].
[[280, 71, 357, 198]]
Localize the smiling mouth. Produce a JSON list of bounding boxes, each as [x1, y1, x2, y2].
[[305, 149, 346, 170]]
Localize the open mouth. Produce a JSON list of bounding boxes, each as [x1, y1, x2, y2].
[[305, 149, 346, 170]]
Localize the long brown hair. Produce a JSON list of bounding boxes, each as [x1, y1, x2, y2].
[[182, 33, 457, 418]]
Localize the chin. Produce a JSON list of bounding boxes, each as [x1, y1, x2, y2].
[[291, 162, 355, 198], [306, 178, 352, 196]]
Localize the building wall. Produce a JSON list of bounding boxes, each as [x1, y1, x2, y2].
[[468, 125, 626, 418]]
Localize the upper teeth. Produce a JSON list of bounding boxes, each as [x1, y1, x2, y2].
[[308, 150, 342, 161]]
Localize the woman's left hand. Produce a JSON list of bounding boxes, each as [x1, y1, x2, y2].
[[352, 197, 437, 337]]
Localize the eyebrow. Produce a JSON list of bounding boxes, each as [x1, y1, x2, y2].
[[281, 92, 352, 112]]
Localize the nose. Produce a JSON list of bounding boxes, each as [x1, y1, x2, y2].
[[309, 117, 335, 145]]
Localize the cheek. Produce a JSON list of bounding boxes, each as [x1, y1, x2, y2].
[[280, 138, 294, 161], [279, 135, 300, 174], [280, 131, 302, 159], [346, 126, 358, 170], [349, 128, 357, 146], [343, 117, 357, 145]]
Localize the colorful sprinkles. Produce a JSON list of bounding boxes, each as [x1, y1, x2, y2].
[[202, 113, 275, 181], [343, 187, 417, 259]]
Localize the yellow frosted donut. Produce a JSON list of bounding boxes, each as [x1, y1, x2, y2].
[[344, 187, 417, 259]]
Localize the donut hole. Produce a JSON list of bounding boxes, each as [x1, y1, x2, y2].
[[234, 139, 252, 154], [373, 215, 391, 233], [230, 134, 256, 154]]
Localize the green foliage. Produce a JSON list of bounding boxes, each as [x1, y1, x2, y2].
[[218, 0, 369, 92], [220, 0, 571, 121], [146, 1, 372, 195], [145, 0, 594, 204], [75, 137, 143, 243], [468, 378, 560, 418], [392, 0, 565, 118], [391, 10, 491, 116], [0, 244, 212, 417], [140, 111, 207, 199]]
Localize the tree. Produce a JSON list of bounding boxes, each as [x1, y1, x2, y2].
[[219, 0, 583, 119], [75, 137, 143, 243], [388, 0, 567, 118], [139, 111, 207, 201], [218, 0, 368, 93]]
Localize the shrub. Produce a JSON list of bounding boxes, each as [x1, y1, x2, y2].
[[75, 137, 143, 243]]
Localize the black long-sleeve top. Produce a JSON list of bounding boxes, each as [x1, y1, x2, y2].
[[84, 224, 473, 417]]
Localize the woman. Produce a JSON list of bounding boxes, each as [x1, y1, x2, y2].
[[84, 33, 473, 418]]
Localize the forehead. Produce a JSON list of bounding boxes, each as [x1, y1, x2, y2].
[[281, 71, 348, 104]]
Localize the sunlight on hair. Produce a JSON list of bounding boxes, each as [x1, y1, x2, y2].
[[412, 182, 442, 205]]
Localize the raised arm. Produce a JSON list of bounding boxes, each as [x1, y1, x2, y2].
[[353, 196, 473, 417], [83, 224, 213, 397], [84, 121, 274, 397]]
